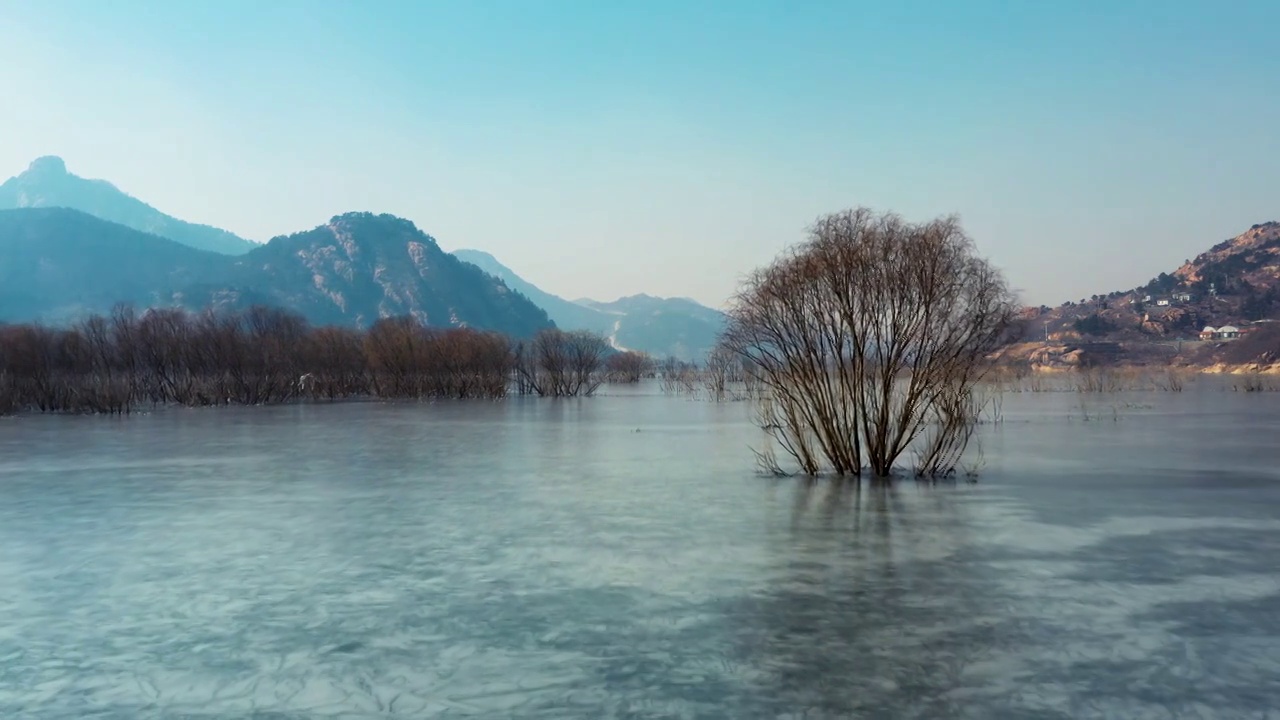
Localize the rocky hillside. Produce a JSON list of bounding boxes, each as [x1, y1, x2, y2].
[[0, 156, 258, 255], [1004, 221, 1280, 371], [0, 208, 552, 337], [233, 213, 551, 334], [453, 249, 725, 361], [1174, 221, 1280, 296]]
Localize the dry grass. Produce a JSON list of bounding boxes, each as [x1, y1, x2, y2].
[[992, 366, 1196, 394]]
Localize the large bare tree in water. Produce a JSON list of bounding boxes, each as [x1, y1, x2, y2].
[[719, 208, 1016, 478]]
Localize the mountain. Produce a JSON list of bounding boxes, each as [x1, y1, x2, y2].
[[0, 208, 552, 337], [0, 156, 257, 255], [579, 294, 726, 326], [0, 208, 218, 323], [452, 249, 725, 360], [1173, 221, 1280, 298], [453, 249, 610, 333], [229, 213, 551, 334], [577, 294, 726, 360], [1003, 221, 1280, 370]]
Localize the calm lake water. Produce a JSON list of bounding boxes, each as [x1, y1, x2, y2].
[[1, 382, 1278, 719]]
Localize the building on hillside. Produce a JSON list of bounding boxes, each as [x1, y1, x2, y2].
[[1200, 325, 1243, 340], [1174, 292, 1194, 302], [1156, 299, 1170, 307]]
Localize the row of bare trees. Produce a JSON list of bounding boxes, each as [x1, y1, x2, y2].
[[0, 306, 614, 414], [720, 207, 1017, 479]]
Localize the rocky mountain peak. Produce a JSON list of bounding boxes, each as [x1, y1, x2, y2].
[[26, 156, 68, 176]]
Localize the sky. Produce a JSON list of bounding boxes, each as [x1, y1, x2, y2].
[[1, 0, 1277, 309]]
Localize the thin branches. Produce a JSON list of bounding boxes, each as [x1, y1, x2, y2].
[[720, 207, 1016, 478]]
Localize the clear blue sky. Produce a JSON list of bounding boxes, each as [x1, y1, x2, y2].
[[2, 0, 1277, 308]]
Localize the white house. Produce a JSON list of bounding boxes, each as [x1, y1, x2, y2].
[[1174, 292, 1193, 302], [1200, 326, 1217, 340], [1156, 299, 1170, 307], [1218, 325, 1240, 339]]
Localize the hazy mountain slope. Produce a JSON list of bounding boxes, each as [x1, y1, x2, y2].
[[0, 208, 222, 322], [579, 293, 726, 325], [453, 249, 611, 333], [0, 156, 257, 255], [451, 249, 725, 360], [579, 294, 726, 360]]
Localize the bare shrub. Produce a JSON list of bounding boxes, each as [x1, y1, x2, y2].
[[516, 329, 609, 397], [606, 351, 651, 383], [721, 207, 1016, 478]]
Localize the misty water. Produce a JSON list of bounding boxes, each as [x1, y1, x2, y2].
[[1, 384, 1278, 719]]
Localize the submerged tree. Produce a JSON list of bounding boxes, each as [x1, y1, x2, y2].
[[719, 207, 1016, 478]]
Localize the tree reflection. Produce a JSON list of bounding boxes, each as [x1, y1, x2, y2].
[[727, 479, 1026, 718]]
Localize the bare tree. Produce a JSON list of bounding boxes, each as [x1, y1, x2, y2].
[[720, 207, 1016, 478], [704, 346, 750, 401]]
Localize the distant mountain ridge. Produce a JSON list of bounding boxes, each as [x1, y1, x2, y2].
[[452, 249, 725, 360], [0, 156, 258, 255], [0, 156, 716, 350], [0, 207, 552, 337]]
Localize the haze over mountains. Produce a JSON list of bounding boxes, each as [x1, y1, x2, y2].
[[0, 157, 258, 255], [0, 157, 724, 358]]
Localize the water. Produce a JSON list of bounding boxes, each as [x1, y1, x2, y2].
[[1, 383, 1278, 719]]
